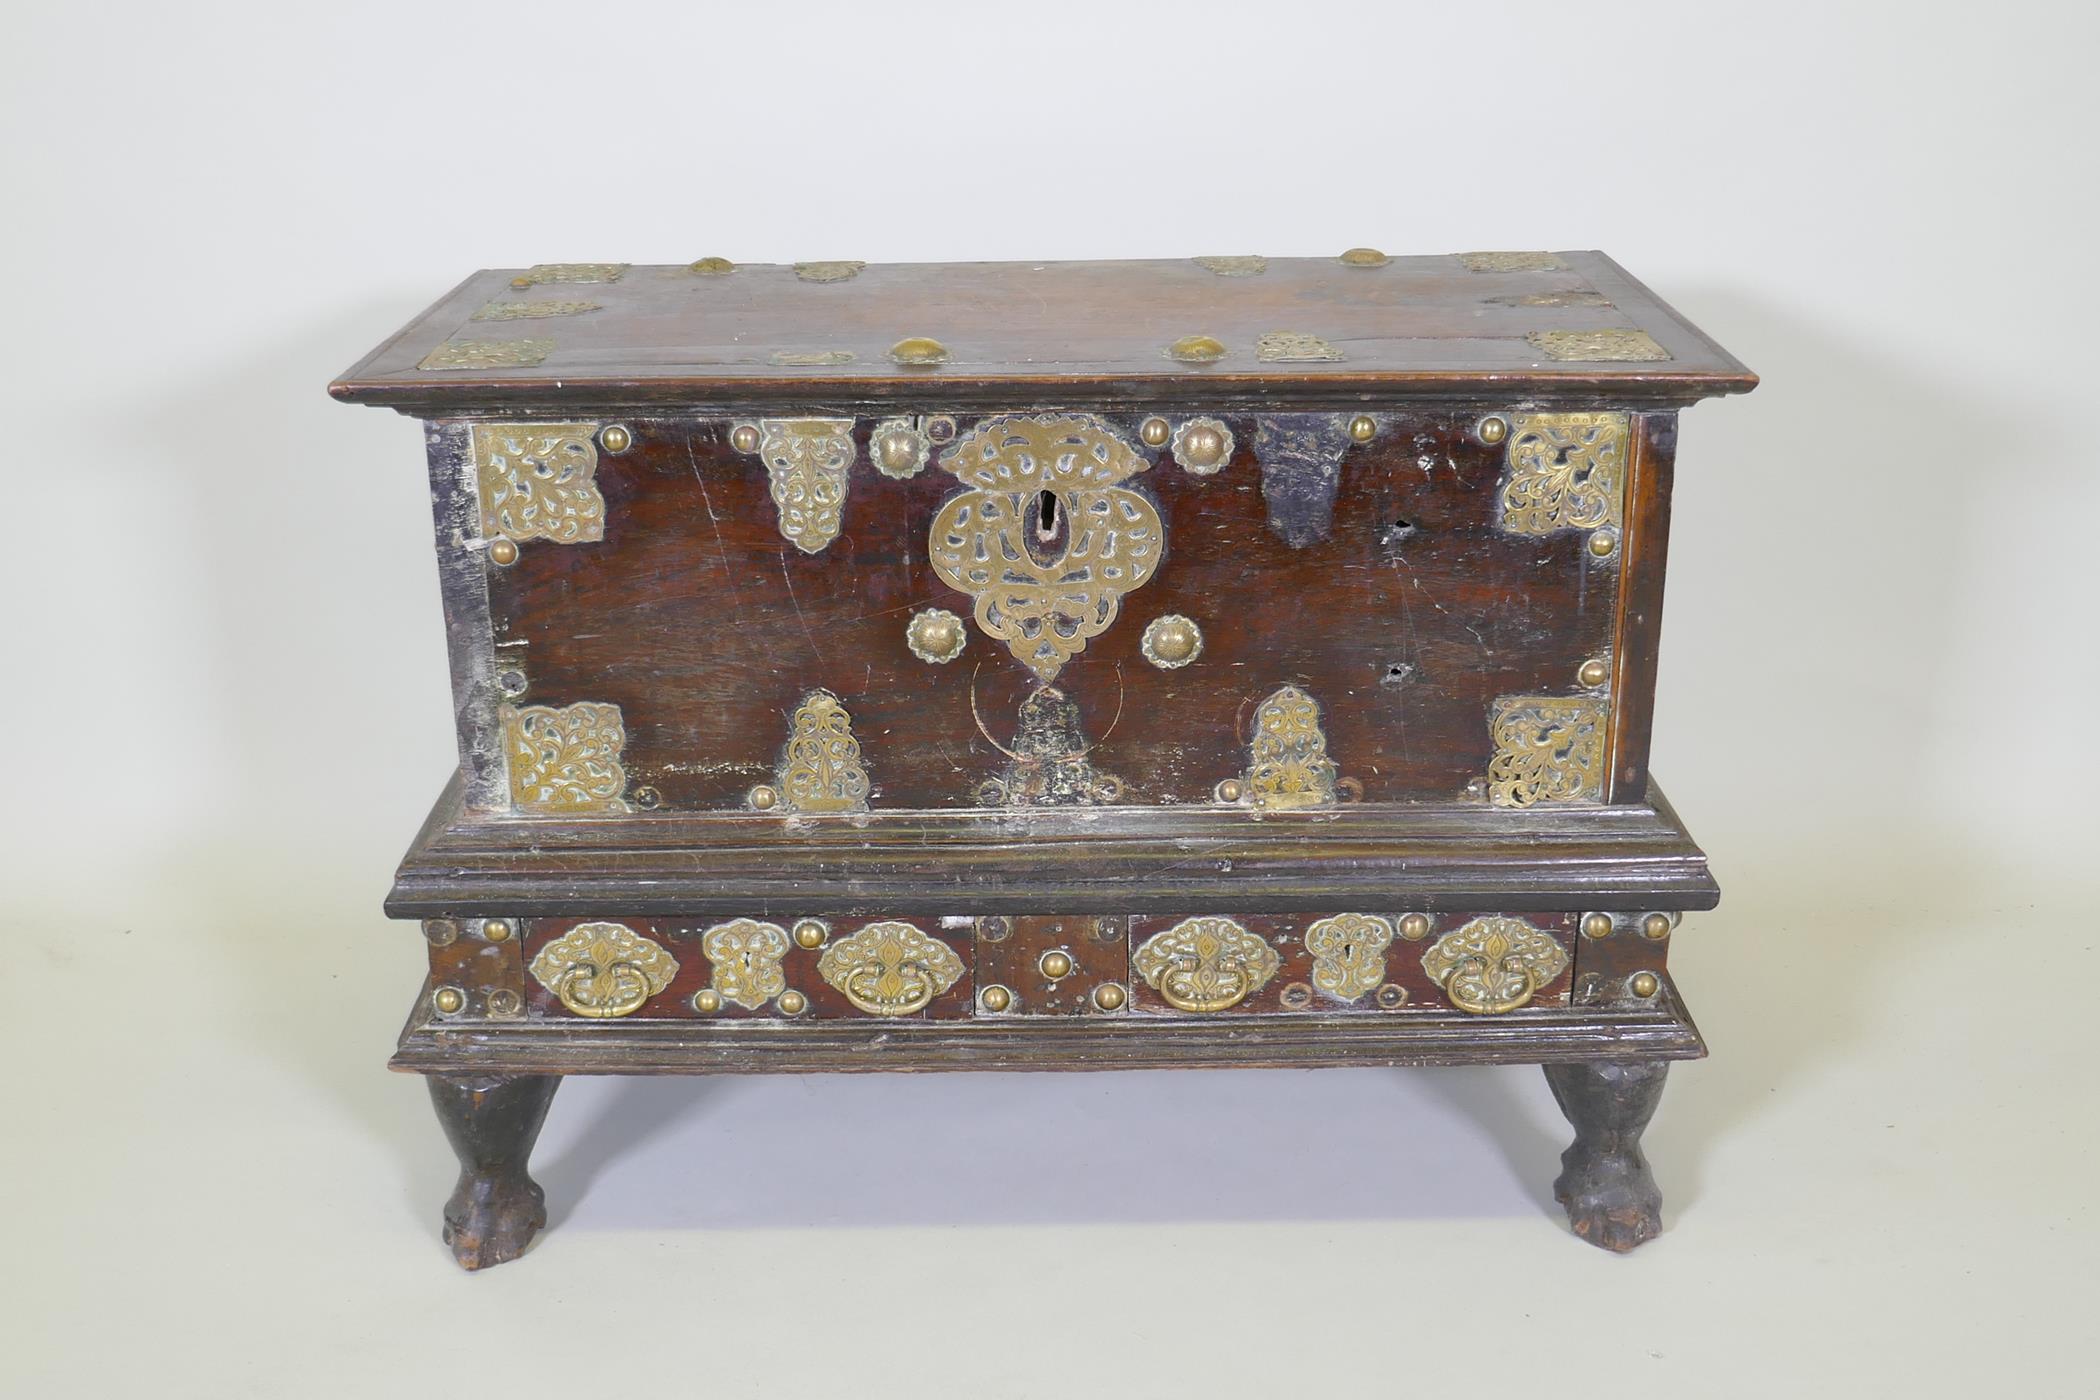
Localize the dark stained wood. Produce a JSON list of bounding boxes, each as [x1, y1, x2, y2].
[[488, 412, 1617, 813], [386, 775, 1720, 919], [330, 253, 1757, 414], [1604, 412, 1676, 801], [1544, 1059, 1669, 1252], [427, 1074, 559, 1270]]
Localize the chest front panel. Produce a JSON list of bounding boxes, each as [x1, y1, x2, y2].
[[445, 408, 1649, 818]]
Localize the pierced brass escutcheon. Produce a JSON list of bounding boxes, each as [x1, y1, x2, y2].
[[1304, 913, 1397, 1001], [1132, 917, 1281, 1012], [1421, 916, 1568, 1015], [529, 922, 679, 1019], [699, 918, 793, 1009]]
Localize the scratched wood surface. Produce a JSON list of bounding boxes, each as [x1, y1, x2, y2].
[[488, 411, 1618, 812], [330, 252, 1757, 412]]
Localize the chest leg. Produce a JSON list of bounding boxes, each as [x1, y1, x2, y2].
[[1543, 1059, 1669, 1251], [426, 1074, 561, 1270]]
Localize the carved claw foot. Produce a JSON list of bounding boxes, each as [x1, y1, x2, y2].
[[427, 1074, 560, 1271], [1543, 1059, 1669, 1253]]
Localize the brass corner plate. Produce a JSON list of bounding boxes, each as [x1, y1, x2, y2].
[[529, 921, 677, 1018], [418, 338, 553, 371], [503, 701, 628, 814], [473, 423, 607, 550], [1487, 695, 1606, 807], [1460, 251, 1567, 273], [1526, 329, 1670, 362], [1499, 412, 1627, 535]]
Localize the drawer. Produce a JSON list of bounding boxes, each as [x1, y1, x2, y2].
[[418, 910, 1685, 1025]]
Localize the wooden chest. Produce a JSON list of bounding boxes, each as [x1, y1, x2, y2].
[[332, 250, 1755, 1266]]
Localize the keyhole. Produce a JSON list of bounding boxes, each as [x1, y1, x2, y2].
[[1035, 489, 1060, 541]]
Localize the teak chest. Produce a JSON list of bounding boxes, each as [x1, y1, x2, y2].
[[332, 250, 1755, 1266]]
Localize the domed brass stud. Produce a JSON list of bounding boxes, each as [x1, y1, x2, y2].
[[748, 784, 779, 811], [1588, 529, 1619, 558], [1339, 247, 1390, 267], [1093, 982, 1127, 1012], [432, 986, 465, 1015], [1641, 913, 1673, 940], [874, 426, 927, 477], [482, 918, 513, 943], [890, 336, 949, 367], [1171, 417, 1233, 474], [1140, 416, 1172, 447], [423, 919, 458, 947], [906, 608, 967, 664], [776, 989, 808, 1015], [1578, 657, 1611, 688], [980, 984, 1013, 1013], [1347, 415, 1377, 443], [1630, 972, 1660, 999], [1039, 950, 1074, 980], [793, 919, 828, 949], [1167, 334, 1227, 364], [1375, 983, 1408, 1008], [487, 538, 519, 566], [1279, 981, 1314, 1010], [487, 989, 521, 1017], [688, 256, 735, 275], [693, 988, 723, 1013], [729, 422, 761, 453], [599, 424, 632, 453], [1215, 778, 1245, 804], [1140, 614, 1203, 669], [1581, 912, 1615, 940], [1398, 913, 1432, 941], [1478, 415, 1509, 446]]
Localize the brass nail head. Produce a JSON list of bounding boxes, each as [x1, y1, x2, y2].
[[1039, 950, 1074, 980], [487, 538, 519, 566], [1578, 657, 1611, 688], [1478, 415, 1509, 446], [1588, 529, 1619, 558], [1215, 778, 1245, 804], [1092, 982, 1127, 1012], [748, 784, 779, 811], [729, 423, 761, 453], [688, 256, 735, 275], [1140, 416, 1172, 447], [1347, 415, 1377, 443], [423, 919, 458, 947], [599, 424, 632, 453], [1630, 971, 1660, 998], [487, 989, 521, 1017], [1340, 247, 1390, 267], [1280, 981, 1314, 1009], [776, 989, 808, 1015], [482, 918, 513, 943], [1375, 982, 1408, 1008], [1398, 912, 1432, 941], [693, 988, 722, 1013], [432, 986, 465, 1015], [1641, 913, 1673, 940], [1168, 334, 1227, 364], [980, 984, 1013, 1013], [793, 919, 828, 949], [890, 336, 949, 367], [1580, 912, 1614, 940]]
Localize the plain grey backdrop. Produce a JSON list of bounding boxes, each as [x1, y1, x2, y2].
[[4, 1, 2093, 1395]]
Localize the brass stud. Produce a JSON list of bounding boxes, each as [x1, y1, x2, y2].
[[1340, 247, 1390, 267], [1140, 416, 1172, 447], [793, 919, 828, 949], [632, 785, 662, 809], [980, 984, 1013, 1013], [1167, 334, 1227, 364], [1172, 418, 1232, 473], [1039, 950, 1074, 980], [487, 538, 519, 566], [423, 919, 458, 947], [688, 256, 735, 275], [599, 424, 632, 453], [693, 988, 722, 1013], [1279, 981, 1314, 1010], [1578, 657, 1611, 688], [776, 989, 808, 1016], [1478, 415, 1509, 446], [1375, 982, 1408, 1008], [1092, 982, 1127, 1012], [1140, 614, 1203, 669], [1347, 415, 1377, 443], [1641, 913, 1673, 941], [432, 986, 465, 1015], [1588, 529, 1619, 558], [1215, 778, 1245, 804], [482, 918, 513, 943], [889, 336, 949, 367], [487, 989, 521, 1017], [906, 608, 967, 664], [1580, 912, 1614, 940], [1630, 971, 1660, 999], [729, 423, 761, 453], [748, 784, 779, 811], [875, 427, 925, 476], [1398, 912, 1432, 941]]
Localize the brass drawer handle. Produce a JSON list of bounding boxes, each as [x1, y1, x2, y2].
[[528, 921, 680, 1019], [1422, 917, 1569, 1016], [1132, 917, 1281, 1012]]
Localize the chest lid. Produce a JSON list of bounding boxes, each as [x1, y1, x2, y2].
[[330, 251, 1754, 413]]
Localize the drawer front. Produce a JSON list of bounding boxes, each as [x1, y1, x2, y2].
[[413, 911, 1682, 1025], [434, 409, 1656, 819]]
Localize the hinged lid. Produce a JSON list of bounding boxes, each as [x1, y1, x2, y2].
[[330, 251, 1755, 414]]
